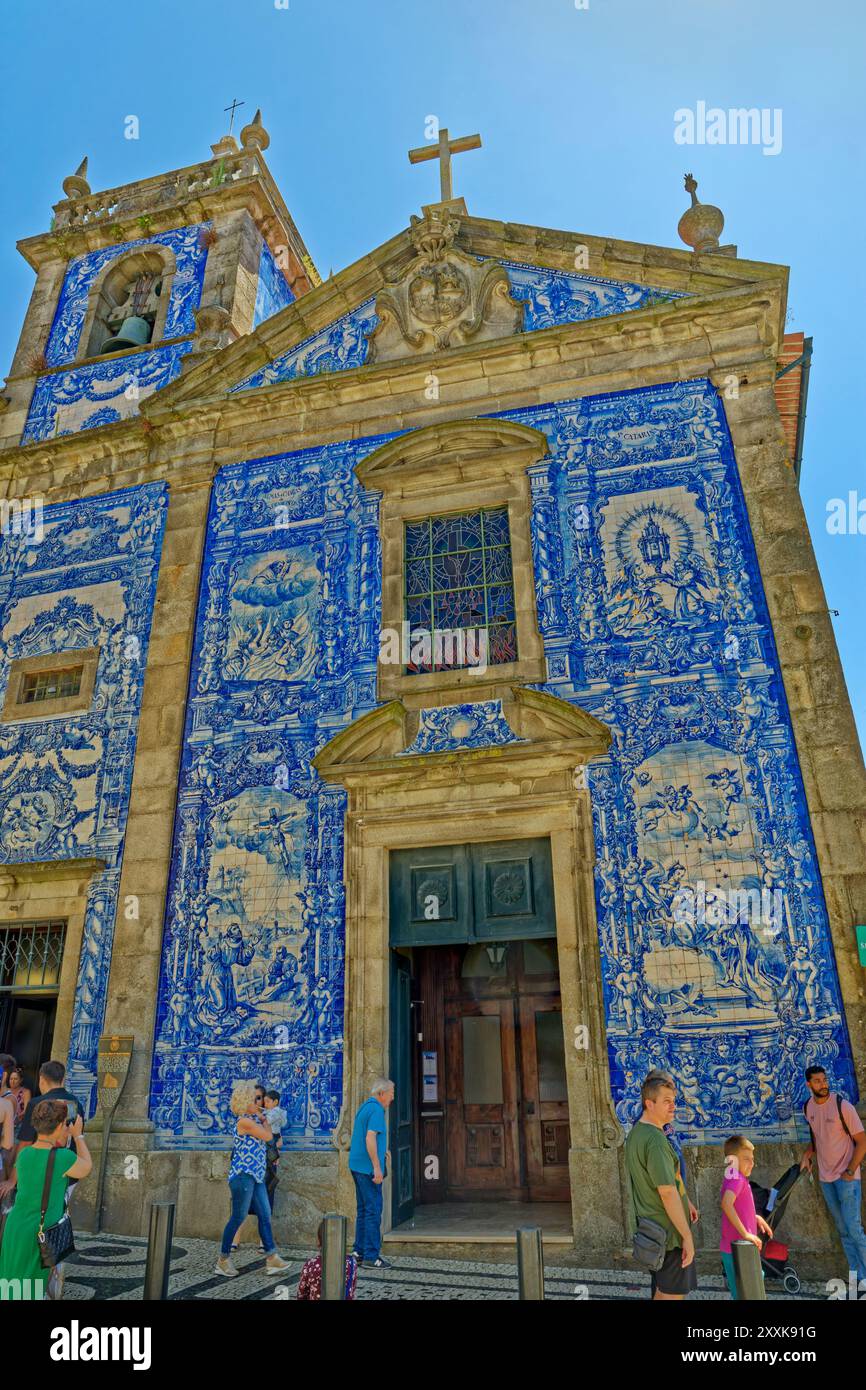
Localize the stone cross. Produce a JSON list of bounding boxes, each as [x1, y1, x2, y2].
[[223, 98, 245, 135], [408, 127, 482, 203]]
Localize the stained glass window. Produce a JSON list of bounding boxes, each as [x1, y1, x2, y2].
[[404, 507, 518, 673]]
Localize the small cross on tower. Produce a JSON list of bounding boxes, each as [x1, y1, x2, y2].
[[223, 98, 245, 135], [408, 126, 482, 203]]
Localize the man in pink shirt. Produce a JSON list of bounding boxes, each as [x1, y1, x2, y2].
[[800, 1065, 866, 1285]]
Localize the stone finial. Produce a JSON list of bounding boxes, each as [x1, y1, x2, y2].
[[62, 157, 91, 200], [677, 173, 724, 253], [240, 108, 270, 153]]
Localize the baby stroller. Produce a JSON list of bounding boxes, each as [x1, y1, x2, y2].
[[748, 1162, 804, 1294]]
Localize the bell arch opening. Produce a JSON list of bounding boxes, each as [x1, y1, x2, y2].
[[82, 246, 176, 359]]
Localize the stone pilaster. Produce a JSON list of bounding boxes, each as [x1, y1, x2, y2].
[[99, 467, 214, 1120], [718, 369, 866, 1090]]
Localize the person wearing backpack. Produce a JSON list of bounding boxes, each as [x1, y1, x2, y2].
[[799, 1064, 866, 1285]]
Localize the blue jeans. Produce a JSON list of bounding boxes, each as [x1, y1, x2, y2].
[[220, 1173, 276, 1257], [351, 1170, 383, 1261], [820, 1178, 866, 1284]]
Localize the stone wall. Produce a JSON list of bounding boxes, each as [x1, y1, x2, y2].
[[2, 211, 862, 1264], [0, 483, 168, 1107]]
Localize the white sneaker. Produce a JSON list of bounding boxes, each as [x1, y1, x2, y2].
[[215, 1256, 238, 1278], [264, 1254, 290, 1275]]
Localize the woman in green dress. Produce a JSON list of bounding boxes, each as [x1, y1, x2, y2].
[[0, 1098, 92, 1299]]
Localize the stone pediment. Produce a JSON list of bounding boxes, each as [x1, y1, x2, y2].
[[156, 210, 789, 409], [354, 416, 548, 488], [313, 686, 612, 786]]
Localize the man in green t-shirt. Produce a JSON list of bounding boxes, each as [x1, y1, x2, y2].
[[625, 1072, 697, 1299]]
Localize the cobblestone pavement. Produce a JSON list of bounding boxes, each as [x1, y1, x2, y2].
[[62, 1233, 828, 1301]]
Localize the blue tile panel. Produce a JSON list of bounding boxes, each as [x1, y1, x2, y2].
[[148, 439, 388, 1149], [234, 302, 378, 391], [232, 260, 686, 392], [502, 259, 684, 329], [252, 237, 296, 328], [44, 224, 210, 367], [149, 378, 854, 1150], [21, 342, 191, 444], [401, 701, 523, 756], [0, 484, 168, 1113]]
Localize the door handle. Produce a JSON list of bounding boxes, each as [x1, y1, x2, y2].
[[525, 1101, 536, 1116]]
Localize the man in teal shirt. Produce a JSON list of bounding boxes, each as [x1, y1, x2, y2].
[[349, 1078, 394, 1267]]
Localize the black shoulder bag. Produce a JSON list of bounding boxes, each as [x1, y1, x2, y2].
[[37, 1148, 76, 1269], [626, 1157, 668, 1272]]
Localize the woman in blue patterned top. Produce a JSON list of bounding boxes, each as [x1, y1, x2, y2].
[[215, 1081, 290, 1278]]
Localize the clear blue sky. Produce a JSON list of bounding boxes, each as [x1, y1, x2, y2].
[[1, 0, 863, 746]]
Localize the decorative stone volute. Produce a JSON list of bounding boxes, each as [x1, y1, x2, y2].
[[366, 203, 524, 362], [677, 173, 725, 253], [62, 157, 91, 200], [240, 109, 270, 153], [180, 303, 234, 373]]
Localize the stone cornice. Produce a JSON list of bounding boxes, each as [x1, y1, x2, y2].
[[17, 151, 316, 287], [0, 278, 784, 492], [148, 276, 783, 424], [0, 856, 106, 885]]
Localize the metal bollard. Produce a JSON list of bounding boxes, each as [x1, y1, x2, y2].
[[732, 1238, 766, 1301], [321, 1212, 348, 1301], [142, 1201, 175, 1301], [516, 1225, 545, 1300]]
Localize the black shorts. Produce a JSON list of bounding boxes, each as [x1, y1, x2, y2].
[[650, 1246, 698, 1297]]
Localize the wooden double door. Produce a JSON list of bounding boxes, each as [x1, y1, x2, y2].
[[389, 838, 571, 1219], [439, 942, 570, 1202]]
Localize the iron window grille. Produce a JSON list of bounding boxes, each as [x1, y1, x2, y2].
[[404, 506, 518, 674], [0, 919, 66, 991]]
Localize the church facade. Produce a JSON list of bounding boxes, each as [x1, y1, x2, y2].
[[1, 118, 864, 1259]]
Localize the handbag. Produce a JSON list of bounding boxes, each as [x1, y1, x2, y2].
[[632, 1216, 669, 1272], [37, 1148, 75, 1270]]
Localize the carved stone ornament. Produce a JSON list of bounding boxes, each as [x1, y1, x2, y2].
[[366, 205, 524, 362]]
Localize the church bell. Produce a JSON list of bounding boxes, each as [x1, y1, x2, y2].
[[98, 315, 152, 353]]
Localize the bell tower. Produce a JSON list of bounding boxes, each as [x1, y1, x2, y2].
[[0, 110, 319, 448]]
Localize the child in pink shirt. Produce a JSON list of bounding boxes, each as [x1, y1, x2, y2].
[[720, 1135, 773, 1298]]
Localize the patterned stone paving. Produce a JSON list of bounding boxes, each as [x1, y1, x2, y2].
[[62, 1233, 827, 1302]]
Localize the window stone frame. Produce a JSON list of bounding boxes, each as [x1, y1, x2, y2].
[[355, 418, 548, 706], [2, 647, 100, 722]]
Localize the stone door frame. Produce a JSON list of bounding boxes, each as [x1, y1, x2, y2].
[[314, 687, 627, 1244]]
